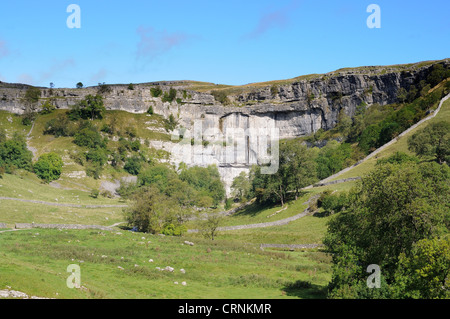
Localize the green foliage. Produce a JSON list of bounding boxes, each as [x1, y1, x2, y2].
[[162, 88, 177, 103], [358, 124, 381, 154], [24, 87, 41, 104], [270, 85, 278, 97], [0, 133, 33, 173], [124, 155, 143, 175], [161, 223, 187, 236], [21, 111, 36, 126], [40, 100, 56, 114], [376, 152, 419, 166], [211, 90, 230, 105], [128, 83, 134, 90], [85, 148, 108, 166], [324, 161, 450, 298], [164, 114, 178, 132], [317, 191, 348, 216], [124, 186, 184, 234], [90, 189, 100, 198], [396, 87, 408, 103], [73, 123, 107, 149], [76, 82, 83, 89], [68, 94, 105, 121], [251, 141, 318, 205], [408, 121, 450, 164], [316, 141, 352, 180], [179, 165, 225, 207], [44, 114, 74, 137], [201, 213, 223, 240], [426, 63, 450, 87], [33, 152, 63, 183], [147, 105, 154, 115], [394, 238, 450, 299], [224, 197, 233, 210], [97, 82, 112, 95], [231, 171, 251, 202], [150, 87, 163, 98]]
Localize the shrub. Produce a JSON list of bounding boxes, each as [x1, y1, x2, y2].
[[24, 87, 41, 104], [34, 152, 64, 182], [40, 100, 56, 114], [128, 83, 134, 90], [162, 88, 177, 103], [147, 105, 154, 115], [164, 114, 178, 132], [44, 114, 73, 137], [124, 156, 142, 175], [150, 87, 162, 98], [73, 124, 107, 149], [408, 121, 450, 164], [0, 133, 33, 172], [21, 111, 36, 126], [97, 82, 112, 95], [376, 152, 419, 166], [85, 148, 108, 166], [90, 189, 100, 198], [161, 223, 187, 236], [211, 90, 230, 105]]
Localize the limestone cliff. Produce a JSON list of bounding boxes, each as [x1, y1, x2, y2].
[[1, 59, 448, 192]]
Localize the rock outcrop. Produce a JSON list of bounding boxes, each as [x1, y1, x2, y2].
[[1, 59, 448, 192]]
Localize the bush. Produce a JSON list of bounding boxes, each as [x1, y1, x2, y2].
[[408, 121, 450, 164], [97, 82, 112, 95], [124, 156, 142, 175], [161, 223, 187, 236], [76, 82, 83, 89], [24, 87, 41, 104], [34, 152, 64, 182], [73, 123, 107, 149], [147, 105, 154, 115], [85, 148, 108, 166], [21, 111, 36, 126], [164, 114, 178, 132], [162, 88, 177, 103], [90, 189, 100, 198], [0, 133, 33, 172], [40, 100, 56, 114], [376, 152, 419, 166], [124, 186, 182, 234], [211, 90, 230, 105], [44, 114, 73, 137], [150, 87, 162, 98], [128, 83, 134, 90]]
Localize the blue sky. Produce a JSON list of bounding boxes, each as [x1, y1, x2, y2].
[[0, 0, 449, 88]]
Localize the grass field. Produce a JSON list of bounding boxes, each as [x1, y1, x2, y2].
[[0, 228, 330, 299]]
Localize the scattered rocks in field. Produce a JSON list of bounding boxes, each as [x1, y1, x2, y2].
[[181, 281, 187, 286], [0, 289, 52, 299], [149, 259, 154, 263], [118, 266, 124, 270], [184, 241, 194, 246], [180, 269, 186, 274], [164, 266, 174, 272]]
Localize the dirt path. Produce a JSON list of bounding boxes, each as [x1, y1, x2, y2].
[[25, 121, 38, 161], [187, 195, 319, 233]]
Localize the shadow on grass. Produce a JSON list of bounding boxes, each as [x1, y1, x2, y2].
[[282, 280, 328, 299], [312, 211, 331, 218], [233, 201, 275, 218]]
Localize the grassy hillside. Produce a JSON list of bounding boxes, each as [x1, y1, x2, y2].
[[328, 94, 450, 181], [0, 228, 330, 299]]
